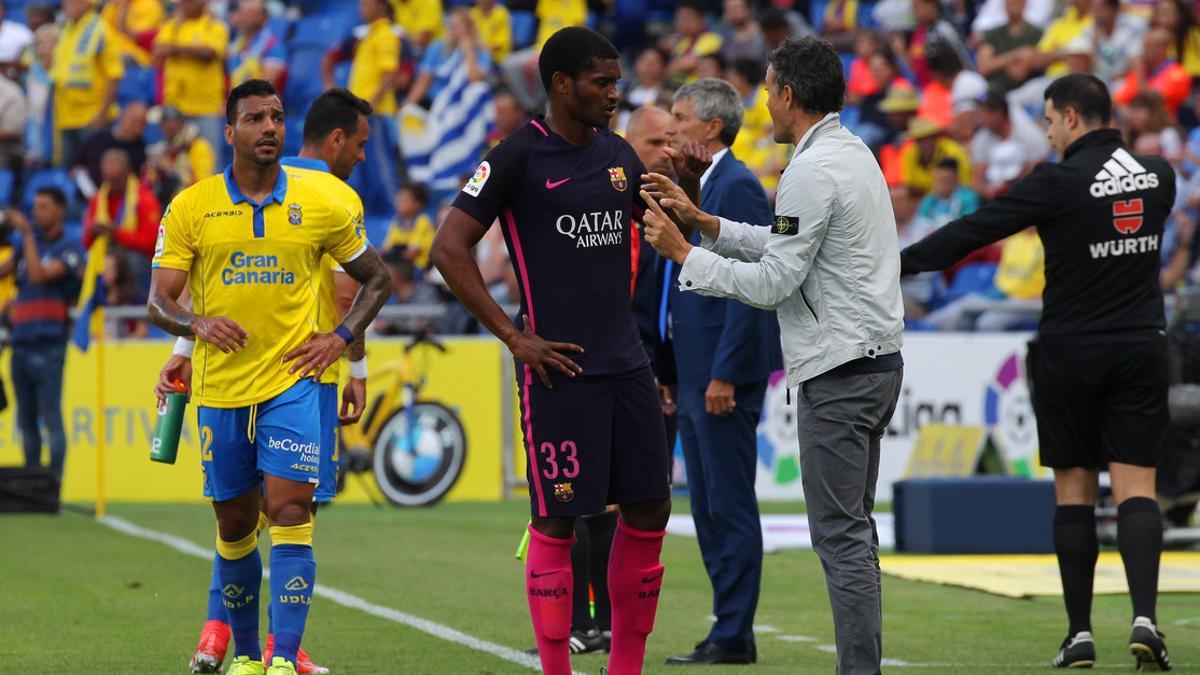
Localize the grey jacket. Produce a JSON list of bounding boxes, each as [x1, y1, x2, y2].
[[677, 113, 905, 387]]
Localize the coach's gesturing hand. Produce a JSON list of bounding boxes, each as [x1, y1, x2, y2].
[[191, 316, 248, 353], [640, 189, 693, 264], [284, 332, 347, 381], [640, 173, 720, 240], [506, 315, 583, 389]]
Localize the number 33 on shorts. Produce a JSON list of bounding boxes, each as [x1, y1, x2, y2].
[[539, 440, 579, 480]]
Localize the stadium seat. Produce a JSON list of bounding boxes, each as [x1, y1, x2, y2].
[[283, 47, 327, 112], [290, 12, 354, 50], [116, 65, 157, 106], [932, 262, 999, 308], [21, 169, 77, 214], [364, 214, 392, 248], [0, 168, 13, 206], [510, 10, 537, 50]]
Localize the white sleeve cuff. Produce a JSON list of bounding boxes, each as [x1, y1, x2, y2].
[[173, 337, 195, 358]]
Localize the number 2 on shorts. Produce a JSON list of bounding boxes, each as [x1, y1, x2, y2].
[[539, 440, 579, 480]]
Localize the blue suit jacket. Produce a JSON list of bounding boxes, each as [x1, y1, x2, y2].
[[659, 151, 780, 389]]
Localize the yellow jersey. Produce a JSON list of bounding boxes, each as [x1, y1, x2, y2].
[[156, 13, 229, 117], [153, 166, 368, 408], [52, 10, 124, 131], [536, 0, 588, 50], [314, 177, 365, 386], [392, 0, 445, 43], [1037, 7, 1093, 78], [101, 0, 165, 66], [900, 138, 972, 194], [383, 213, 435, 269], [994, 229, 1045, 300], [349, 19, 401, 116], [471, 4, 513, 62]]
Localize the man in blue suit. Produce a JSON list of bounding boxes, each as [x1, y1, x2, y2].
[[660, 78, 780, 666]]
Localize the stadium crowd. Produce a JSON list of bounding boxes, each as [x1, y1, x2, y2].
[[0, 0, 1199, 336]]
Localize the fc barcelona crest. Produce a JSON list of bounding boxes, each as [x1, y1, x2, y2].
[[608, 167, 628, 192], [554, 482, 575, 503], [288, 203, 303, 226]]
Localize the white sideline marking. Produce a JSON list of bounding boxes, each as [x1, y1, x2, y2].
[[754, 624, 781, 634], [99, 516, 584, 675], [776, 635, 817, 642]]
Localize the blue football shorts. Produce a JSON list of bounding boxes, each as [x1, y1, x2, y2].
[[314, 382, 340, 503], [199, 378, 324, 501]]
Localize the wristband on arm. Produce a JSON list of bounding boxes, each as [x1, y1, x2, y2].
[[348, 357, 368, 379], [334, 325, 355, 345], [173, 337, 195, 358]]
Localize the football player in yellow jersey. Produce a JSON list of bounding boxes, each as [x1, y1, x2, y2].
[[155, 88, 375, 675], [147, 80, 390, 675]]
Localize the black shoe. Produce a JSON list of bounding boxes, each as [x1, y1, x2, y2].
[[1052, 631, 1096, 669], [1130, 617, 1171, 672], [525, 628, 607, 656], [665, 641, 756, 665]]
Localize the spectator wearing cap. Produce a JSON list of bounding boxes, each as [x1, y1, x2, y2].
[[1082, 0, 1147, 87], [70, 101, 148, 190], [668, 0, 724, 84], [918, 158, 981, 227], [153, 0, 229, 158], [53, 0, 126, 167], [227, 0, 287, 91], [83, 148, 162, 267], [877, 84, 922, 184], [899, 117, 972, 193], [1114, 26, 1193, 117], [100, 0, 165, 67], [144, 106, 216, 205], [0, 4, 33, 77], [982, 139, 1026, 197], [969, 89, 1050, 195], [392, 0, 444, 51], [470, 0, 512, 63], [977, 0, 1044, 94]]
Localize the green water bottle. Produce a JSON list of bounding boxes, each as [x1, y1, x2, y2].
[[151, 381, 188, 464]]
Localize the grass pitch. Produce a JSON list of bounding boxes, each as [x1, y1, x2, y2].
[[2, 500, 1197, 674]]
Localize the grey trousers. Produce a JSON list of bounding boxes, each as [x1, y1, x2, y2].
[[797, 367, 903, 675]]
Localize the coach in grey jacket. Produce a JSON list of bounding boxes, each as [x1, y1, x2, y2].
[[640, 37, 904, 675]]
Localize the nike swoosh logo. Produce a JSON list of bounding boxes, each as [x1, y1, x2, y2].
[[530, 570, 561, 579], [642, 572, 664, 583], [545, 177, 571, 189]]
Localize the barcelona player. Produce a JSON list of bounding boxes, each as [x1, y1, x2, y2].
[[432, 28, 709, 675], [147, 80, 391, 675], [155, 88, 375, 675]]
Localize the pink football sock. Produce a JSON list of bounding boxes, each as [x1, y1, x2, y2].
[[606, 519, 666, 675], [525, 525, 574, 675]]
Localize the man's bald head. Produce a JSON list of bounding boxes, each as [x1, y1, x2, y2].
[[626, 106, 673, 175]]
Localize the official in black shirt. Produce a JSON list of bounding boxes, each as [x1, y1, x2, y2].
[[901, 74, 1173, 671]]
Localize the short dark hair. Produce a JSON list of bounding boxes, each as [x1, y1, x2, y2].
[[759, 7, 789, 31], [935, 158, 960, 172], [226, 79, 279, 124], [538, 27, 620, 91], [768, 37, 844, 114], [400, 182, 429, 206], [35, 186, 67, 208], [677, 0, 708, 14], [926, 43, 963, 77], [1044, 73, 1111, 126], [980, 89, 1009, 115], [303, 88, 373, 145], [699, 51, 726, 73], [730, 57, 765, 87]]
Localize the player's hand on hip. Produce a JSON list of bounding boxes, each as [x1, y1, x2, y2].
[[283, 332, 346, 381], [705, 378, 736, 417], [640, 190, 693, 264], [340, 377, 367, 425], [154, 355, 192, 407], [506, 315, 583, 389], [192, 316, 248, 353], [665, 141, 712, 184]]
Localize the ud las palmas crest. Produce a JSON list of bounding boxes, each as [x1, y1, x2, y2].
[[608, 166, 628, 191], [288, 202, 303, 226]]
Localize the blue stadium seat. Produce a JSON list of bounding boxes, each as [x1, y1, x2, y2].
[[283, 47, 327, 112], [364, 214, 392, 248], [21, 168, 77, 213], [932, 262, 999, 308], [117, 66, 156, 106], [0, 168, 13, 206], [510, 11, 537, 50], [290, 12, 354, 50]]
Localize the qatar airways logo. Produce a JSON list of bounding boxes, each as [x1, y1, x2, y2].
[[556, 209, 625, 248]]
